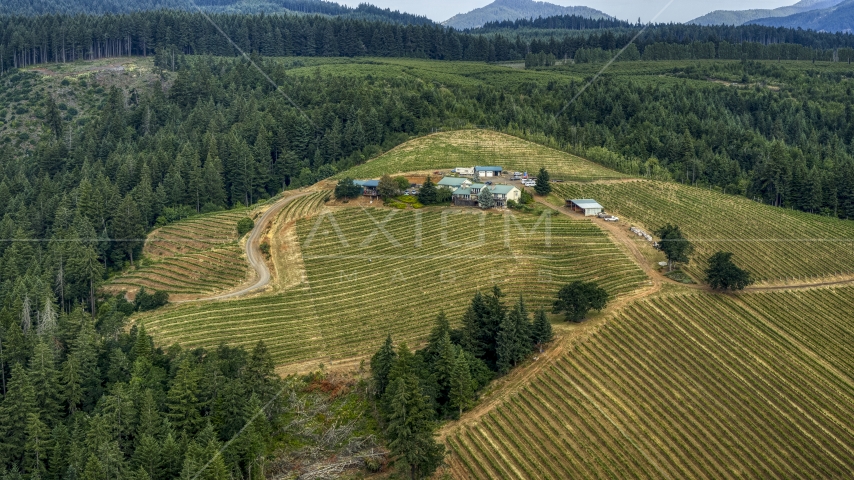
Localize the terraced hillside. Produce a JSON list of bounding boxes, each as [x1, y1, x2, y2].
[[106, 209, 251, 298], [446, 286, 854, 479], [556, 180, 854, 284], [337, 130, 626, 182], [141, 208, 647, 367]]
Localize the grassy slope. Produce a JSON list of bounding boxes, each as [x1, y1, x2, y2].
[[447, 286, 854, 478], [141, 207, 647, 368], [556, 180, 854, 284], [335, 129, 625, 181]]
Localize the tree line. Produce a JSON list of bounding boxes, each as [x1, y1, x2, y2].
[[4, 11, 854, 73], [0, 294, 288, 479], [0, 0, 433, 24]]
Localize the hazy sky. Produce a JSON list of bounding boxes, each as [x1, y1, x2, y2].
[[337, 0, 797, 23]]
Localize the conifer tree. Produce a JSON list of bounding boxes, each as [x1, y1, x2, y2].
[[132, 434, 162, 479], [166, 358, 204, 435], [28, 341, 61, 424], [495, 312, 517, 375], [433, 332, 456, 400], [370, 334, 397, 398], [0, 363, 37, 463], [448, 350, 473, 417], [535, 167, 551, 196], [24, 412, 49, 478], [532, 308, 553, 353], [385, 374, 443, 479], [112, 194, 145, 265]]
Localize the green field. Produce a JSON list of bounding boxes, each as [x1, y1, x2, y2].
[[336, 129, 626, 182], [556, 180, 854, 284], [106, 208, 250, 297], [447, 286, 854, 479], [141, 208, 647, 367]]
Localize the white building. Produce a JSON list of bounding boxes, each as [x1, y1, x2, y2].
[[567, 199, 604, 216]]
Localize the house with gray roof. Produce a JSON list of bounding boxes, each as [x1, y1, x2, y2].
[[436, 177, 472, 191], [452, 183, 520, 208]]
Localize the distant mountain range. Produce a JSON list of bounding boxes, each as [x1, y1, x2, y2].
[[442, 0, 611, 30], [748, 0, 854, 32], [689, 0, 845, 26], [0, 0, 435, 24]]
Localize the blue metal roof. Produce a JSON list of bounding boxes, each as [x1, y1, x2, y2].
[[353, 180, 379, 188], [474, 166, 503, 172]]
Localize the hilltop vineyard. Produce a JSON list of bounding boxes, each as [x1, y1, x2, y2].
[[141, 208, 647, 367]]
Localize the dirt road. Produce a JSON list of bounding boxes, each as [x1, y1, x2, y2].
[[190, 192, 310, 302]]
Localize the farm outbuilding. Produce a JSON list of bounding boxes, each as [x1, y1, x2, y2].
[[475, 166, 503, 178], [567, 199, 604, 216]]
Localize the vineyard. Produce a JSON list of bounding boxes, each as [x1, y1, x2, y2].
[[140, 208, 647, 367], [106, 208, 250, 298], [273, 191, 331, 225], [446, 286, 854, 479], [336, 130, 627, 182], [555, 180, 854, 283]]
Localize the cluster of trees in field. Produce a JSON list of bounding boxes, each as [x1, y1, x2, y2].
[[5, 11, 854, 72], [655, 224, 753, 289], [370, 287, 553, 477], [0, 295, 288, 479]]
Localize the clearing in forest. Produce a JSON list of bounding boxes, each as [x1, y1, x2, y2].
[[336, 129, 626, 182], [556, 180, 854, 284], [446, 286, 854, 479]]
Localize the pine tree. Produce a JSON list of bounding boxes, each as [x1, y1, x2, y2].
[[417, 176, 437, 205], [534, 167, 551, 196], [24, 412, 50, 478], [202, 152, 227, 208], [112, 195, 145, 265], [131, 434, 162, 479], [433, 332, 456, 397], [235, 394, 269, 479], [28, 341, 62, 424], [532, 308, 553, 353], [47, 423, 70, 480], [60, 354, 83, 414], [495, 312, 517, 375], [166, 358, 204, 435], [448, 349, 473, 417], [385, 376, 443, 479], [0, 363, 37, 463], [370, 335, 397, 398]]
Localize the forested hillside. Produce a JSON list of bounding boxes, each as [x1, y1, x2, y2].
[[3, 55, 854, 319], [0, 0, 433, 24], [5, 12, 854, 73]]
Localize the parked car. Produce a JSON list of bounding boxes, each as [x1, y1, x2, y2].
[[604, 216, 619, 222], [485, 181, 493, 185]]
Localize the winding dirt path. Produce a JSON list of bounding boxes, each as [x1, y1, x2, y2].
[[181, 192, 310, 302]]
